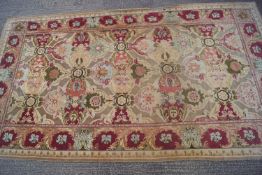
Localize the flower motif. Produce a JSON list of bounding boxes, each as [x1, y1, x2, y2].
[[0, 69, 11, 82], [153, 27, 172, 43], [181, 127, 201, 148], [208, 10, 224, 20], [69, 18, 86, 28], [155, 130, 181, 149], [0, 81, 8, 98], [198, 24, 215, 37], [131, 63, 148, 81], [29, 55, 48, 73], [19, 108, 35, 124], [72, 32, 90, 47], [93, 131, 117, 150], [135, 85, 156, 114], [91, 60, 113, 86], [74, 130, 93, 150], [178, 10, 199, 21], [238, 127, 261, 145], [225, 59, 244, 75], [126, 131, 145, 148], [85, 92, 105, 110], [44, 65, 62, 83], [1, 52, 15, 68], [27, 21, 40, 31], [66, 79, 86, 97], [160, 101, 185, 122], [182, 87, 204, 106], [144, 12, 163, 23], [47, 20, 61, 30], [112, 107, 131, 124], [51, 131, 74, 150], [159, 74, 182, 94], [201, 128, 229, 148], [0, 130, 17, 147], [64, 104, 85, 125], [250, 41, 262, 57], [201, 48, 223, 66], [217, 102, 240, 121], [42, 88, 66, 118], [8, 35, 19, 47], [24, 131, 44, 147], [99, 16, 117, 26], [124, 15, 137, 24], [243, 23, 257, 36]]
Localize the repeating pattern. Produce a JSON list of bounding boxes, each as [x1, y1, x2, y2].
[[0, 3, 262, 159]]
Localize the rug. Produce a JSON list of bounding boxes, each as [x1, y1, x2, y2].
[[0, 2, 262, 161]]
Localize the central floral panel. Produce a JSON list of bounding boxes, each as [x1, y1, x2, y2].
[[0, 5, 261, 159]]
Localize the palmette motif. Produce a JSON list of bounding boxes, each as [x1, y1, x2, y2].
[[0, 2, 262, 160]]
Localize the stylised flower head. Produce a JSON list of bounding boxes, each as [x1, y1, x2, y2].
[[112, 107, 131, 124], [27, 21, 40, 31], [155, 130, 181, 149], [48, 20, 61, 30], [93, 131, 117, 150], [144, 12, 163, 23], [208, 10, 224, 20], [201, 128, 229, 148], [99, 16, 117, 26], [250, 42, 262, 57], [124, 15, 137, 24], [178, 10, 199, 21], [51, 131, 74, 150], [0, 130, 17, 147], [24, 131, 44, 147], [64, 104, 85, 125], [8, 35, 19, 47], [126, 131, 145, 148], [1, 52, 15, 68], [243, 23, 257, 36], [238, 127, 261, 145], [69, 18, 86, 28]]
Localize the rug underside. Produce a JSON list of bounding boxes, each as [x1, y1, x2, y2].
[[0, 2, 262, 160]]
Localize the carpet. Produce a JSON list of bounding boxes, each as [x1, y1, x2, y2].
[[0, 2, 262, 161]]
